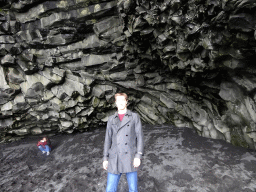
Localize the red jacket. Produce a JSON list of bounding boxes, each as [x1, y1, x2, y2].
[[37, 140, 51, 148]]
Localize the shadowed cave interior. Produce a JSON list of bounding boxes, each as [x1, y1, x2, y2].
[[0, 0, 256, 150]]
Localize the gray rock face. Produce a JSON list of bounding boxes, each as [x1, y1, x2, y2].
[[0, 0, 256, 150]]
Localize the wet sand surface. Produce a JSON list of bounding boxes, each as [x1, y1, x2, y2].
[[1, 124, 256, 192]]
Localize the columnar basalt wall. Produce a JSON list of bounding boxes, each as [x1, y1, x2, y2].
[[0, 0, 256, 149]]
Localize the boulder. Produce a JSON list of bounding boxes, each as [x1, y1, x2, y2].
[[93, 16, 123, 37], [51, 78, 84, 99], [229, 13, 255, 32], [1, 54, 15, 65], [160, 93, 177, 109], [7, 68, 25, 85], [219, 82, 243, 103], [31, 127, 43, 135], [60, 120, 73, 130], [0, 35, 15, 44], [91, 84, 116, 99], [40, 67, 65, 85], [9, 128, 30, 136], [81, 54, 112, 67]]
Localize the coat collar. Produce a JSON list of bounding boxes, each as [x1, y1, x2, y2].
[[113, 109, 132, 118], [113, 109, 132, 132]]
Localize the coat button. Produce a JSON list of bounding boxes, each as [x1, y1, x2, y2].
[[125, 143, 127, 145], [127, 124, 129, 126], [125, 152, 128, 154], [126, 135, 128, 136]]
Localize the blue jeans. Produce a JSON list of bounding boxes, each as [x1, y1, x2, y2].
[[106, 171, 138, 192], [38, 145, 51, 152]]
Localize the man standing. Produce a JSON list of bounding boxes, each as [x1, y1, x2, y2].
[[103, 93, 144, 192]]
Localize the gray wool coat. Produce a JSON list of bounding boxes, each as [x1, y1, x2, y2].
[[103, 110, 144, 174]]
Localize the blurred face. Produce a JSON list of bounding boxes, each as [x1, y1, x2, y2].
[[115, 95, 127, 111], [42, 137, 47, 142]]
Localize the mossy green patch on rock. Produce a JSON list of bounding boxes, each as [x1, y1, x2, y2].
[[92, 96, 100, 107], [230, 127, 249, 148]]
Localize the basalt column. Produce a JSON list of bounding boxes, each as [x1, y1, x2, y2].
[[0, 0, 256, 150]]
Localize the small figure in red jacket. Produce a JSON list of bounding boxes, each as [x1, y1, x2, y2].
[[37, 136, 51, 155]]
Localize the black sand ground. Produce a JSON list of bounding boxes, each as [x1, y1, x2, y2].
[[1, 125, 256, 192]]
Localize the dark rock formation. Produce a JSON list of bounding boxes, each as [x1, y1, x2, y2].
[[0, 0, 256, 149]]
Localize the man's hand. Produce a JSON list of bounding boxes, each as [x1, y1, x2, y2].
[[133, 158, 141, 168], [103, 161, 108, 170]]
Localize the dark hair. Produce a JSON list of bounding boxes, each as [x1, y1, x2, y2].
[[43, 136, 51, 145]]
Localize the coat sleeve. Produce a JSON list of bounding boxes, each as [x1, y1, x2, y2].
[[103, 116, 113, 162], [134, 113, 144, 159]]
